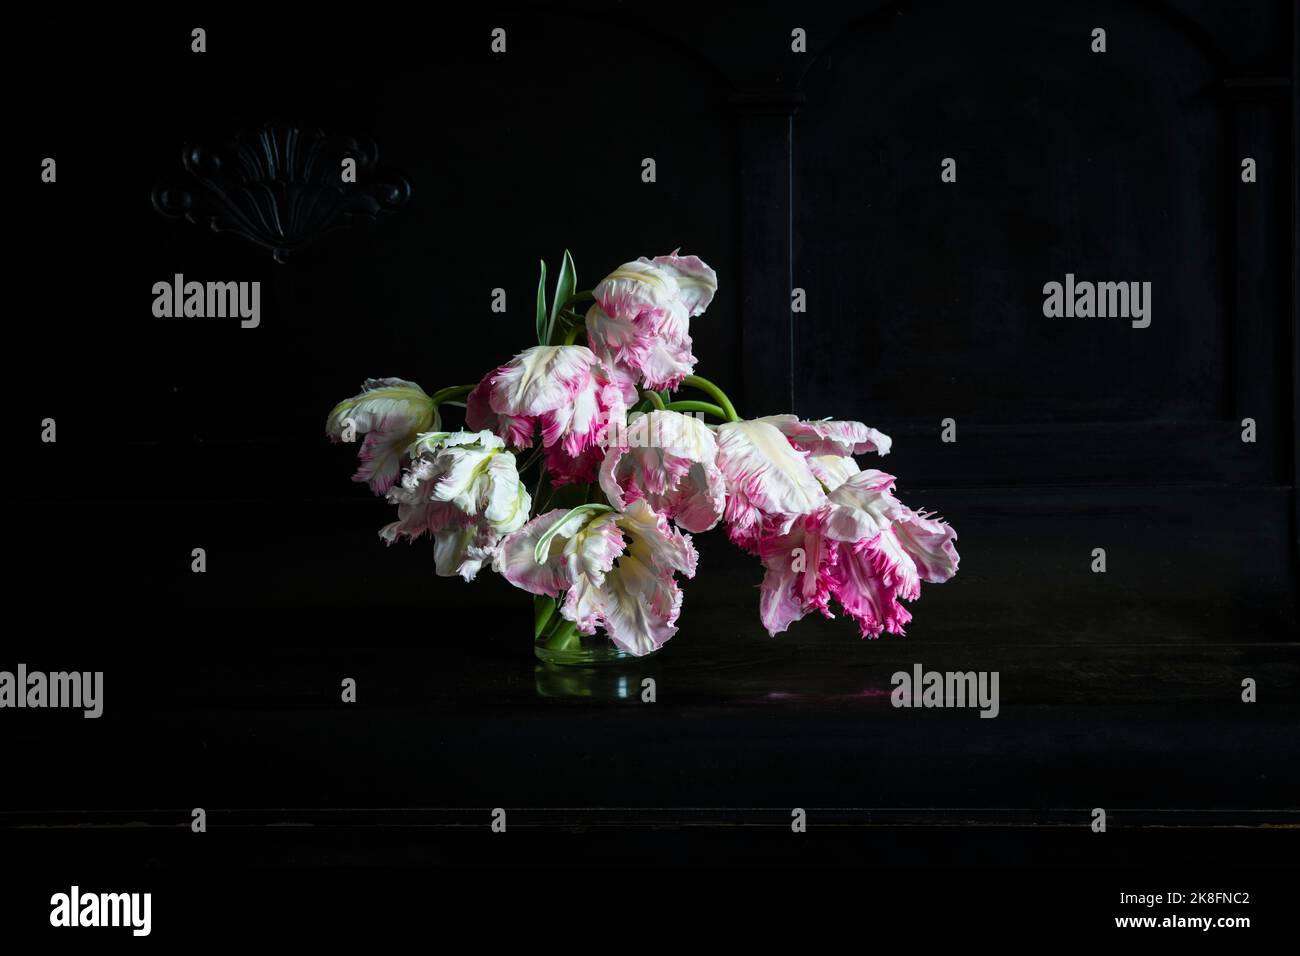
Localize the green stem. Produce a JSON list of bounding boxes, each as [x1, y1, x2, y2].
[[640, 389, 666, 411], [561, 290, 595, 311], [562, 324, 583, 346], [533, 596, 557, 639], [427, 384, 478, 432], [681, 374, 740, 422], [541, 619, 581, 651], [429, 385, 476, 405], [664, 400, 727, 419]]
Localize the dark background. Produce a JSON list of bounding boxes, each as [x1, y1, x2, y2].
[[5, 0, 1298, 923]]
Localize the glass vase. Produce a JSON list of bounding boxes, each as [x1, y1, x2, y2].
[[533, 596, 650, 665]]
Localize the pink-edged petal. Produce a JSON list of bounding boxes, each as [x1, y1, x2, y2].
[[492, 508, 586, 597], [586, 298, 697, 392], [432, 522, 497, 581], [882, 501, 960, 584], [757, 512, 836, 636], [648, 251, 718, 316], [466, 372, 536, 448], [758, 414, 892, 457], [598, 553, 683, 656], [616, 497, 697, 579], [490, 345, 596, 417], [829, 529, 920, 638], [636, 326, 696, 390], [823, 469, 897, 542], [593, 260, 680, 320], [353, 423, 410, 495], [716, 419, 826, 549], [670, 461, 727, 533], [599, 411, 725, 532], [808, 454, 860, 491], [379, 458, 459, 544], [326, 378, 435, 494], [544, 442, 605, 487]]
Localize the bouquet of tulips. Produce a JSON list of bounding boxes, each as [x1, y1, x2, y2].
[[327, 251, 959, 658]]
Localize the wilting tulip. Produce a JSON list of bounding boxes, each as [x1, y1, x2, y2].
[[494, 498, 697, 656], [326, 378, 435, 494], [379, 430, 531, 581], [599, 410, 726, 533]]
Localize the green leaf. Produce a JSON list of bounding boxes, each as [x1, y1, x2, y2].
[[546, 249, 577, 346], [534, 258, 549, 345]]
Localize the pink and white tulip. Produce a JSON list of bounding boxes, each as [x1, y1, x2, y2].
[[494, 498, 697, 656], [756, 414, 892, 459], [585, 252, 718, 391], [714, 418, 828, 551], [326, 378, 435, 494], [755, 469, 959, 638], [599, 409, 726, 533], [465, 345, 633, 485], [379, 430, 531, 581]]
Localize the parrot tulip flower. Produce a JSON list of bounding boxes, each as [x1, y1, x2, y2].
[[495, 498, 697, 657], [465, 345, 633, 485], [379, 430, 531, 581], [326, 377, 436, 494], [714, 418, 828, 551], [756, 469, 959, 638], [585, 252, 717, 391], [599, 409, 727, 533]]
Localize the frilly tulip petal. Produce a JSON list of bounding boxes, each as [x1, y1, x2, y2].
[[616, 498, 698, 579], [600, 411, 726, 533], [495, 508, 595, 597], [433, 524, 499, 582], [823, 469, 897, 542], [496, 499, 694, 656], [828, 529, 920, 638], [379, 463, 461, 544], [758, 414, 892, 458], [757, 513, 837, 636], [598, 554, 683, 656], [379, 430, 530, 582], [882, 501, 961, 583], [649, 251, 718, 317], [467, 346, 628, 485], [716, 419, 827, 550], [326, 377, 436, 494], [587, 252, 715, 391], [808, 454, 861, 491], [593, 259, 681, 320], [749, 466, 958, 638], [586, 302, 697, 392], [490, 345, 598, 417]]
